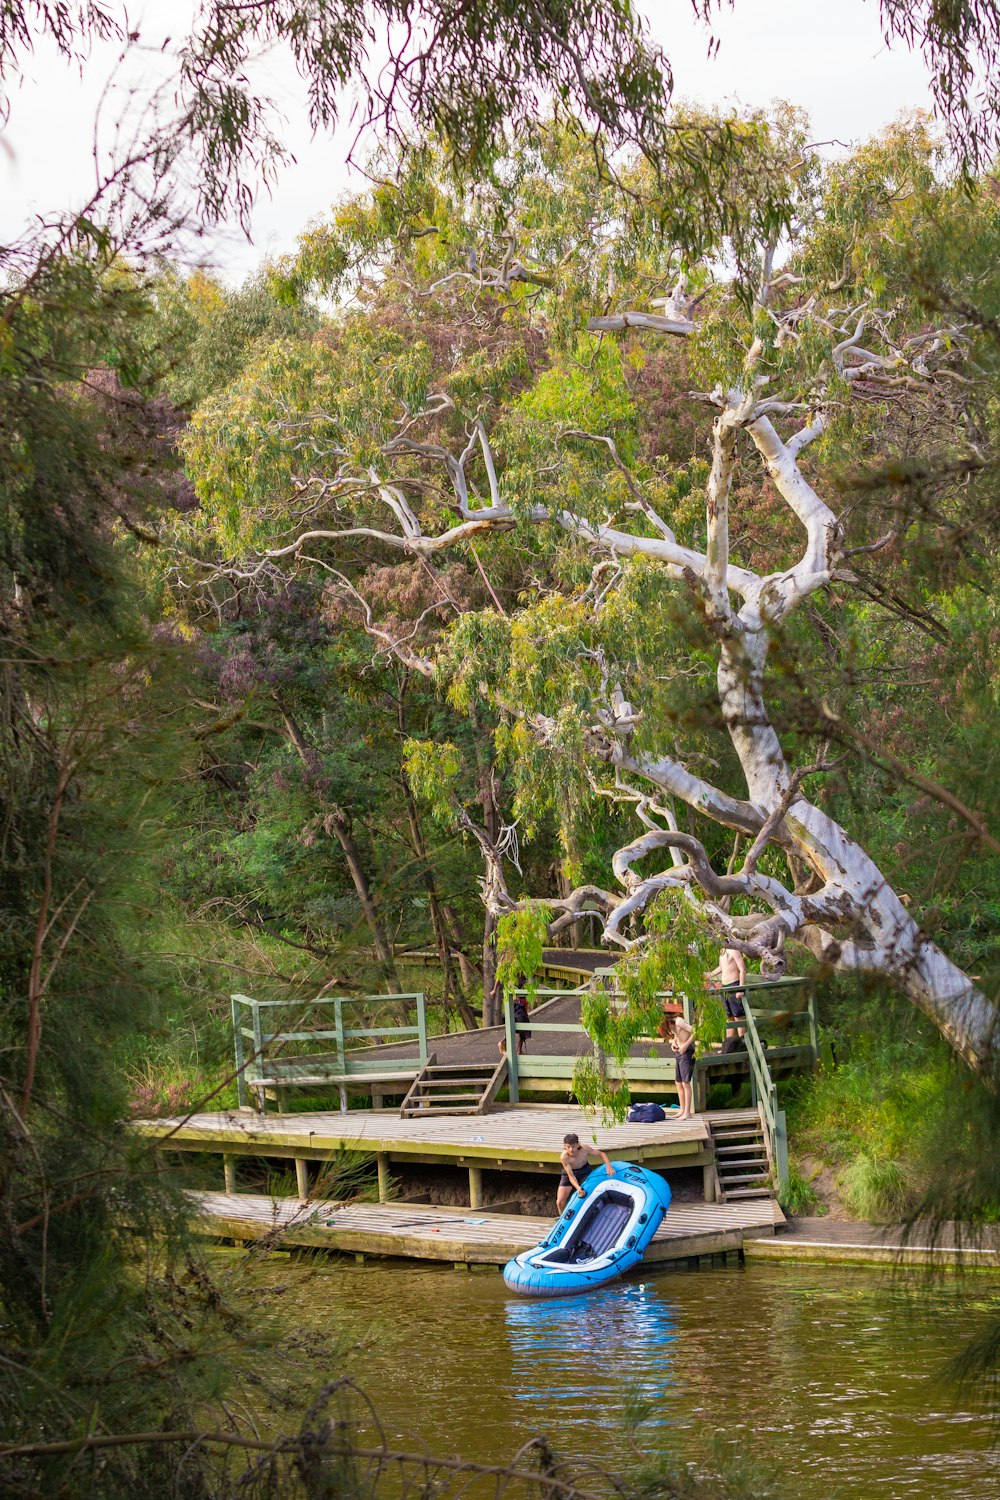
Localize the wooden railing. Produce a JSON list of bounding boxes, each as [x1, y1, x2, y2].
[[231, 992, 428, 1111], [739, 998, 790, 1193]]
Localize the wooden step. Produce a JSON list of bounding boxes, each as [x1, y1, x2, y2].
[[401, 1106, 482, 1117], [714, 1143, 767, 1155], [419, 1063, 497, 1074], [399, 1053, 507, 1118], [721, 1172, 771, 1185], [405, 1092, 486, 1103], [418, 1076, 500, 1087], [722, 1186, 774, 1200]]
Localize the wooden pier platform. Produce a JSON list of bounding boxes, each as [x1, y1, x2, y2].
[[139, 1103, 714, 1167], [137, 1104, 732, 1204], [188, 1191, 784, 1267]]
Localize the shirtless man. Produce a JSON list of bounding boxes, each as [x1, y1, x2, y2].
[[556, 1133, 616, 1213], [706, 946, 747, 1054]]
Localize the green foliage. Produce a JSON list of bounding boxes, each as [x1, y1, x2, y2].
[[572, 1054, 633, 1125], [150, 265, 318, 410], [778, 1164, 824, 1217], [495, 905, 551, 1002], [838, 1153, 911, 1222], [403, 738, 463, 827], [184, 322, 436, 551], [784, 982, 1000, 1227]]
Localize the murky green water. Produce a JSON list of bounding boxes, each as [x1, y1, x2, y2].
[[241, 1256, 1000, 1498]]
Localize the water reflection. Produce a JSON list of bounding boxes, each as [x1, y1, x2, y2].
[[505, 1282, 678, 1422]]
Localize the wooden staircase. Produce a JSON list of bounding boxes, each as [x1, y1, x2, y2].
[[709, 1112, 774, 1202], [400, 1053, 508, 1117]]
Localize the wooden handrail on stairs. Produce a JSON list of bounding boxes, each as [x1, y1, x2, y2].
[[740, 1002, 790, 1195]]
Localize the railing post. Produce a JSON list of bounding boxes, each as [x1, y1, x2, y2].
[[807, 985, 819, 1066], [505, 998, 519, 1103], [334, 998, 346, 1072], [251, 999, 266, 1116], [774, 1106, 790, 1194], [232, 995, 246, 1109], [416, 991, 428, 1063]]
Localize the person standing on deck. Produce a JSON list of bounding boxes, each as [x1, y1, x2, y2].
[[493, 972, 530, 1055], [706, 946, 747, 1053], [667, 1015, 696, 1120], [556, 1133, 616, 1212]]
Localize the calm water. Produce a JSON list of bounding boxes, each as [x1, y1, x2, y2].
[[241, 1256, 1000, 1498]]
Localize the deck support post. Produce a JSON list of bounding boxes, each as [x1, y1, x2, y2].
[[295, 1158, 310, 1199], [339, 1084, 348, 1114], [223, 1155, 237, 1195], [468, 1165, 483, 1209], [702, 1160, 716, 1203], [377, 1153, 390, 1203]]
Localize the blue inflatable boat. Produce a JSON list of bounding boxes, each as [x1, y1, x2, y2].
[[503, 1162, 672, 1297]]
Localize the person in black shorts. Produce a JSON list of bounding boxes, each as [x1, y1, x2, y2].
[[668, 1016, 696, 1119], [497, 993, 530, 1055], [556, 1133, 615, 1212], [720, 985, 746, 1053], [706, 946, 747, 1054]]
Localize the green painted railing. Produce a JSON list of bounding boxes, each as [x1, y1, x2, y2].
[[231, 991, 428, 1111], [740, 999, 790, 1193]]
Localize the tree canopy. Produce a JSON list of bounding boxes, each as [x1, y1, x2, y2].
[[177, 114, 1000, 1066]]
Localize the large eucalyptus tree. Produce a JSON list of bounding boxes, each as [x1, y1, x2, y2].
[[183, 117, 1000, 1066]]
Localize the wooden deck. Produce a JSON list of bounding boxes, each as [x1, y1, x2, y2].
[[188, 1190, 784, 1267], [138, 1103, 748, 1205], [138, 1102, 719, 1173]]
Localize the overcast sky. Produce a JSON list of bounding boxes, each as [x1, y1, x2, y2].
[[2, 0, 936, 282]]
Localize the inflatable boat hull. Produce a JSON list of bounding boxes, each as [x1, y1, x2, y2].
[[503, 1162, 671, 1297]]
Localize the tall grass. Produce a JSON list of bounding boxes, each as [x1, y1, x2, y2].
[[784, 980, 966, 1220]]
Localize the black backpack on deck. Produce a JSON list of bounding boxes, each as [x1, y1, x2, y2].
[[627, 1101, 666, 1123]]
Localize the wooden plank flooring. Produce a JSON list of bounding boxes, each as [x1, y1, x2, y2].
[[189, 1190, 783, 1266], [137, 1104, 740, 1170]]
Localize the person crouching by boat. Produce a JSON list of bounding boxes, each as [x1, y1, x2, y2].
[[557, 1133, 615, 1212], [669, 1016, 696, 1121]]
